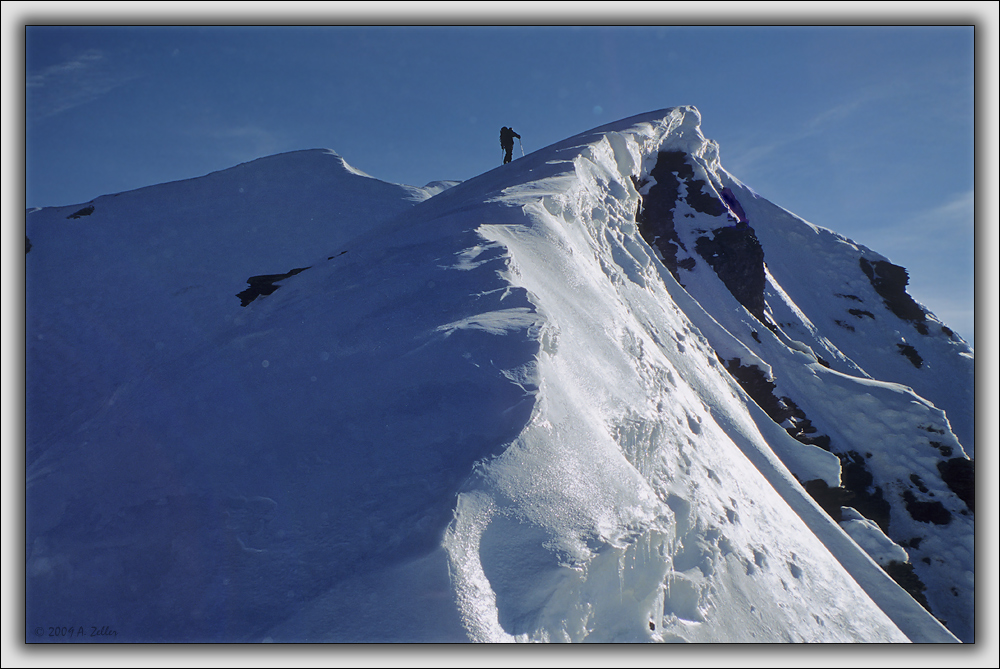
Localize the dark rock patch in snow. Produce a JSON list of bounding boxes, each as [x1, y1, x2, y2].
[[835, 320, 855, 332], [722, 359, 792, 424], [237, 266, 311, 306], [849, 309, 875, 319], [839, 451, 892, 534], [884, 560, 931, 610], [896, 343, 923, 368], [902, 489, 952, 525], [937, 457, 974, 512], [695, 223, 767, 323], [802, 479, 853, 522], [633, 170, 686, 280], [929, 441, 953, 458], [685, 176, 726, 218], [26, 235, 31, 253], [634, 151, 728, 281], [835, 293, 863, 302], [909, 474, 930, 494], [859, 258, 927, 332], [676, 257, 697, 272], [67, 204, 95, 219], [722, 358, 831, 450], [782, 404, 831, 451]]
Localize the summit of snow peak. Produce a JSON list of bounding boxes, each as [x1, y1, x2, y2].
[[25, 108, 971, 643]]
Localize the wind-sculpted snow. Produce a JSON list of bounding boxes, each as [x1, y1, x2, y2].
[[438, 108, 957, 642], [25, 108, 969, 643], [27, 158, 542, 641]]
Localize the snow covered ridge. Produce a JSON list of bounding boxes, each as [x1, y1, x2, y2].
[[25, 107, 971, 643]]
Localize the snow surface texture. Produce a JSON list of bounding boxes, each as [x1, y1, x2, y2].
[[25, 108, 971, 643]]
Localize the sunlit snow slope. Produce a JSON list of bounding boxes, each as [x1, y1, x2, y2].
[[25, 108, 971, 643]]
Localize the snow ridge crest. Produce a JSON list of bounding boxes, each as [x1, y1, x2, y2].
[[442, 108, 958, 642], [25, 107, 970, 644]]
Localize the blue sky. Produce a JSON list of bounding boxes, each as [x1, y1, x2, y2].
[[14, 10, 993, 348]]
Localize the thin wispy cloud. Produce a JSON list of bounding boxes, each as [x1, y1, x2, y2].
[[864, 189, 974, 253], [803, 99, 865, 131], [914, 190, 974, 228], [27, 49, 141, 120], [725, 89, 883, 177]]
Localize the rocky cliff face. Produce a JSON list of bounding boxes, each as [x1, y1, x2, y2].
[[628, 133, 972, 641], [637, 150, 769, 325]]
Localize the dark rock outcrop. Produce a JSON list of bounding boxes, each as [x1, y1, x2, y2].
[[67, 204, 95, 219], [722, 357, 830, 450], [723, 358, 793, 424], [936, 457, 974, 512], [859, 258, 928, 332], [635, 151, 767, 325], [884, 560, 931, 610], [902, 489, 952, 525], [633, 153, 690, 279], [838, 450, 892, 534], [896, 343, 923, 369], [694, 222, 767, 323], [801, 453, 891, 540], [802, 479, 853, 522], [237, 267, 311, 307]]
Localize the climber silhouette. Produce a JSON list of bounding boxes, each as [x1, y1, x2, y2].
[[500, 127, 521, 164]]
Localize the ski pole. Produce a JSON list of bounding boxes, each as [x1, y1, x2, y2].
[[519, 138, 524, 157]]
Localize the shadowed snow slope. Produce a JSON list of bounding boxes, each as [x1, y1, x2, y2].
[[25, 108, 970, 643]]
